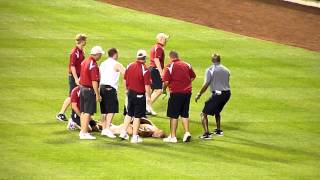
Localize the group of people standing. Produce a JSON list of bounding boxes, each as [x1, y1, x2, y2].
[[56, 32, 231, 143]]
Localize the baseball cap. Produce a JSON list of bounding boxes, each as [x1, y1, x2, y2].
[[136, 49, 147, 58], [90, 46, 105, 55], [156, 33, 170, 40]]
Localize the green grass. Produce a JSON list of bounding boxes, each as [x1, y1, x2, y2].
[[0, 0, 319, 179]]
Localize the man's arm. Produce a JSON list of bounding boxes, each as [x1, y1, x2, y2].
[[195, 83, 209, 103], [92, 81, 101, 102], [162, 81, 169, 93], [114, 63, 126, 75], [70, 66, 79, 85], [190, 67, 196, 82], [145, 85, 151, 102], [154, 58, 163, 76], [71, 103, 81, 117]]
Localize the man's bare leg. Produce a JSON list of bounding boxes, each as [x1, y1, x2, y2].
[[170, 118, 178, 137], [81, 113, 91, 133], [150, 89, 162, 104], [105, 113, 114, 129], [215, 113, 221, 130], [119, 115, 132, 139], [181, 118, 190, 134], [201, 113, 209, 134], [132, 118, 140, 136], [122, 115, 132, 131], [146, 89, 162, 115], [58, 97, 71, 114], [80, 112, 84, 134], [101, 114, 107, 129]]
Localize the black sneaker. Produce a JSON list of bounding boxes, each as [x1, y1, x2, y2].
[[213, 129, 224, 136], [56, 113, 67, 121], [199, 133, 213, 140]]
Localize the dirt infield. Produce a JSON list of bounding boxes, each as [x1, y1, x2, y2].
[[100, 0, 320, 52]]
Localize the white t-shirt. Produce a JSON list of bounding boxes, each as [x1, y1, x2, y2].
[[99, 58, 122, 90]]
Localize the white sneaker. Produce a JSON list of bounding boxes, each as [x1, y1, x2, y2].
[[146, 105, 157, 116], [79, 133, 96, 140], [183, 132, 192, 142], [119, 131, 129, 140], [130, 135, 143, 143], [101, 129, 116, 138], [67, 118, 76, 130], [79, 131, 85, 137], [150, 109, 157, 116], [163, 136, 178, 143]]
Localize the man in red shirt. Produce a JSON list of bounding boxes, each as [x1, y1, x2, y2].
[[56, 34, 87, 121], [67, 86, 99, 132], [120, 49, 152, 143], [162, 51, 196, 143], [147, 33, 169, 115], [79, 46, 105, 140]]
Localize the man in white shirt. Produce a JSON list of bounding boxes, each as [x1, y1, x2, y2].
[[99, 48, 125, 138]]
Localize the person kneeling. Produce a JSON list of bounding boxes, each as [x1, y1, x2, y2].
[[67, 86, 101, 132]]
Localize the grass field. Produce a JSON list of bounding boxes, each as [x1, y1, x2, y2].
[[0, 0, 320, 179]]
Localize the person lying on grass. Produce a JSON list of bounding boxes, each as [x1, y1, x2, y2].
[[110, 117, 165, 139]]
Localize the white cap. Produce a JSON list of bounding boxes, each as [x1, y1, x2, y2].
[[90, 46, 105, 55], [136, 49, 147, 58], [156, 33, 170, 40]]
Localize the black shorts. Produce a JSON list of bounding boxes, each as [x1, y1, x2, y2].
[[167, 93, 191, 119], [150, 67, 163, 90], [68, 75, 77, 94], [202, 90, 231, 116], [80, 86, 96, 115], [126, 90, 146, 118], [100, 85, 119, 114], [71, 111, 97, 127]]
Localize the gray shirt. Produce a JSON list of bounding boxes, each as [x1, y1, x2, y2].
[[204, 63, 230, 92]]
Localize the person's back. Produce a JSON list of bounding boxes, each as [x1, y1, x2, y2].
[[162, 51, 195, 143], [100, 58, 120, 90], [165, 59, 195, 93], [125, 61, 149, 93], [206, 64, 230, 92]]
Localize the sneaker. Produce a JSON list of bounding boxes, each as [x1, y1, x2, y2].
[[130, 135, 143, 143], [67, 118, 76, 130], [119, 131, 129, 140], [199, 133, 213, 140], [79, 133, 96, 140], [56, 113, 67, 121], [101, 129, 116, 139], [213, 129, 224, 136], [183, 132, 192, 142], [163, 135, 178, 143], [146, 105, 157, 116], [150, 109, 157, 116], [145, 110, 152, 115]]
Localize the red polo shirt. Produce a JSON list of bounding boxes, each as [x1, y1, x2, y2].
[[79, 56, 100, 88], [70, 86, 80, 109], [68, 46, 85, 76], [162, 59, 196, 93], [124, 60, 151, 93], [150, 43, 165, 69]]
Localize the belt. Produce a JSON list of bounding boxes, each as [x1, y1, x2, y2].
[[100, 85, 114, 91], [128, 90, 145, 95], [80, 85, 93, 90], [212, 90, 230, 95]]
